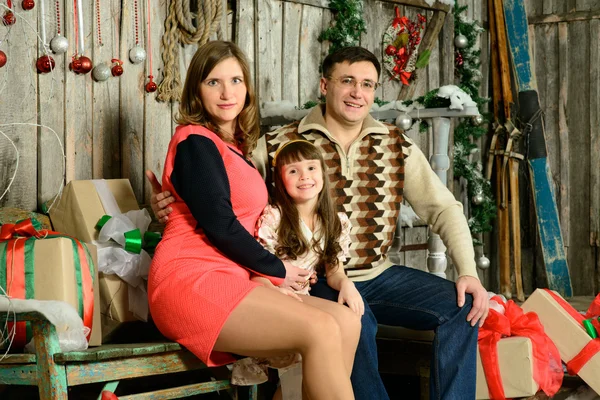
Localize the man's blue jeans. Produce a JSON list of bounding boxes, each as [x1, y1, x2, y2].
[[310, 265, 478, 400]]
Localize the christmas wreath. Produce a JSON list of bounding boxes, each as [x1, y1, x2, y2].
[[382, 7, 428, 85]]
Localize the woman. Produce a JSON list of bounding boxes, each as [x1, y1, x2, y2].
[[148, 41, 359, 400]]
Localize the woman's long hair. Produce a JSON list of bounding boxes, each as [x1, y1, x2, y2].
[[272, 141, 342, 275], [176, 41, 260, 156]]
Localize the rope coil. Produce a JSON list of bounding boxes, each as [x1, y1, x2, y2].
[[157, 0, 224, 102]]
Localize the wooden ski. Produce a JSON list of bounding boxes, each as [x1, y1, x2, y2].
[[502, 0, 573, 296]]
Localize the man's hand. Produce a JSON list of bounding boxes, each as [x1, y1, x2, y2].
[[145, 170, 175, 224], [456, 275, 489, 327]]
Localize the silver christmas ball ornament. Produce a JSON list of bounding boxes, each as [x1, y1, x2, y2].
[[129, 46, 146, 64], [92, 63, 111, 82], [49, 35, 69, 54], [396, 113, 413, 131], [472, 192, 484, 205], [476, 256, 491, 270], [454, 34, 468, 49], [472, 114, 484, 126]]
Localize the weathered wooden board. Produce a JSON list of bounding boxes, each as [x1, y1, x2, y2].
[[256, 0, 283, 103], [236, 0, 256, 87], [590, 18, 600, 247], [361, 0, 386, 100], [282, 1, 302, 105], [566, 19, 595, 295], [38, 7, 67, 211], [143, 0, 172, 205], [92, 0, 121, 181], [64, 0, 94, 182], [298, 4, 322, 105], [0, 5, 38, 211], [119, 0, 146, 204]]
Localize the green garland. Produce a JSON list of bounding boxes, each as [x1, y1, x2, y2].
[[452, 1, 496, 236], [318, 0, 366, 54]]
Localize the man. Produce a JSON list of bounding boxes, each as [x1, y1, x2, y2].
[[148, 46, 488, 399]]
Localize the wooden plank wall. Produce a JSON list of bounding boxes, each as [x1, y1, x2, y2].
[[11, 0, 578, 292], [527, 0, 599, 295], [0, 0, 232, 210]]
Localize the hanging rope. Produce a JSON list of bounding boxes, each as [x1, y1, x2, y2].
[[157, 0, 224, 103]]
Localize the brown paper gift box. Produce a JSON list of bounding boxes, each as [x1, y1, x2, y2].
[[521, 289, 600, 395], [1, 238, 102, 347], [49, 179, 139, 324], [476, 337, 538, 399]]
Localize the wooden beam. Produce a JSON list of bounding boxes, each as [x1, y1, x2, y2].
[[528, 10, 600, 25], [378, 0, 451, 13], [282, 0, 451, 13]]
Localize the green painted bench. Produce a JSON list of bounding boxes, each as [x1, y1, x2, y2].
[[0, 311, 257, 399]]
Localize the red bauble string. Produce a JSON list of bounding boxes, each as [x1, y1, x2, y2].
[[55, 0, 60, 34], [3, 0, 15, 25], [144, 0, 154, 93], [95, 0, 101, 45], [133, 0, 139, 45]]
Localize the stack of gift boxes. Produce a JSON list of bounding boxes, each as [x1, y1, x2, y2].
[[475, 289, 600, 399], [0, 179, 155, 349]]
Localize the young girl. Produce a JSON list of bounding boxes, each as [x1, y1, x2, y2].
[[232, 140, 364, 397], [254, 139, 364, 314]]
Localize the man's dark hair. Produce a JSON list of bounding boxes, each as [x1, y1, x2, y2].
[[322, 47, 381, 79]]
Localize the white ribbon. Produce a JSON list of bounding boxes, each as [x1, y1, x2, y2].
[[91, 179, 151, 321]]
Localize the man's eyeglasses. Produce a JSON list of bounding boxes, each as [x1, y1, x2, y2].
[[327, 76, 381, 92]]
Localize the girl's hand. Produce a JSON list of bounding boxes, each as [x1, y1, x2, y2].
[[338, 279, 365, 316], [145, 170, 175, 223], [280, 261, 310, 291]]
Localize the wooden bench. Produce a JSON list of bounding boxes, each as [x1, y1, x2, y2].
[[0, 311, 257, 399]]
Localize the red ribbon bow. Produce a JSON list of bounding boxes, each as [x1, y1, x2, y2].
[[392, 7, 408, 30], [478, 297, 563, 400], [0, 218, 95, 347], [543, 289, 600, 375]]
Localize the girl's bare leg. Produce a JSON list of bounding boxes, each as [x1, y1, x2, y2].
[[214, 286, 358, 400]]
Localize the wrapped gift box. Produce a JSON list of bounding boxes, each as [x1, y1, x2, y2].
[[49, 179, 140, 324], [521, 289, 600, 395], [0, 237, 101, 347], [476, 337, 537, 399]]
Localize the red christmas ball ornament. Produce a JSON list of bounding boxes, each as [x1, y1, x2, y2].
[[145, 80, 157, 93], [70, 57, 82, 73], [385, 45, 397, 56], [111, 58, 123, 77], [0, 50, 6, 68], [2, 11, 16, 25], [36, 55, 55, 73], [22, 0, 35, 10], [78, 56, 93, 74]]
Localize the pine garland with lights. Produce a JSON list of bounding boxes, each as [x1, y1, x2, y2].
[[318, 0, 366, 54], [452, 1, 495, 236]]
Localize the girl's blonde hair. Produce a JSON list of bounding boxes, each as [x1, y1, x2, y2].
[[272, 141, 343, 274], [176, 41, 260, 156]]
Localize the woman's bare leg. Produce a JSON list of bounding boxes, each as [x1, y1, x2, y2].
[[299, 295, 361, 375], [214, 286, 357, 400]]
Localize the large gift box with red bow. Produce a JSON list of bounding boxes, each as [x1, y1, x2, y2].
[[521, 289, 600, 395], [476, 297, 563, 400], [0, 219, 102, 347], [49, 179, 148, 326]]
